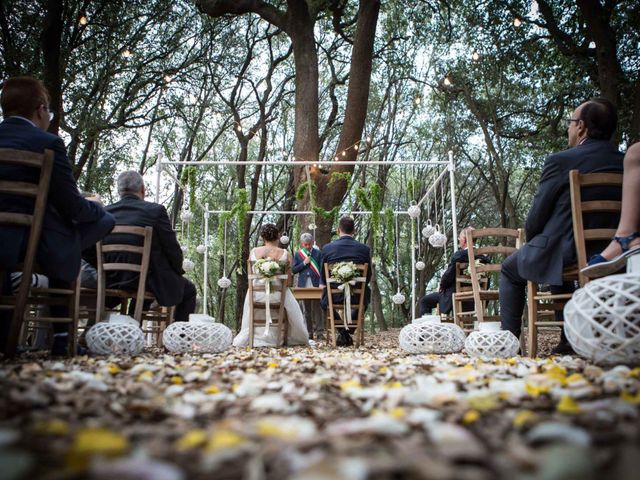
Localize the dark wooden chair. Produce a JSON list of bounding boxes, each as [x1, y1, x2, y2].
[[324, 263, 368, 347], [247, 260, 290, 347], [0, 148, 79, 357], [95, 225, 172, 346], [526, 170, 622, 357]]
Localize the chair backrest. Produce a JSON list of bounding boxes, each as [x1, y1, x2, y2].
[[96, 225, 153, 321], [324, 262, 368, 322], [0, 148, 54, 287], [569, 170, 623, 286]]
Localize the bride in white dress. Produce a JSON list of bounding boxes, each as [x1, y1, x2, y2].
[[233, 224, 309, 347]]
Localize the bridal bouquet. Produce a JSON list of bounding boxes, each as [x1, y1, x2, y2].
[[465, 259, 486, 277], [254, 258, 283, 278], [331, 261, 359, 283]]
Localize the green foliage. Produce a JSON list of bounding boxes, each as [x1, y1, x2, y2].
[[384, 207, 394, 260], [312, 206, 339, 223], [295, 180, 317, 202], [328, 171, 352, 188]]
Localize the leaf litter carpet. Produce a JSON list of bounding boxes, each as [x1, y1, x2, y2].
[[0, 329, 639, 480]]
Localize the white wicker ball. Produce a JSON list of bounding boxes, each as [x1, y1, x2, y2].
[[465, 323, 519, 359], [415, 260, 426, 271], [413, 315, 441, 324], [564, 274, 640, 365], [422, 220, 436, 238], [429, 225, 447, 248], [180, 210, 193, 223], [163, 321, 232, 353], [196, 244, 207, 254], [182, 259, 195, 272], [407, 204, 421, 219], [280, 235, 290, 245], [86, 319, 145, 356], [392, 292, 406, 305], [217, 276, 231, 289], [399, 322, 465, 354]]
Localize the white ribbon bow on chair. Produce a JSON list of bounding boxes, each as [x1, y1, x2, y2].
[[336, 276, 366, 326], [258, 277, 274, 336]]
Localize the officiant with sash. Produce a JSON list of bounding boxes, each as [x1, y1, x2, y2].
[[293, 233, 324, 340]]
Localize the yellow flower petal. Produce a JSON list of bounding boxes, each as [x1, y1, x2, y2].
[[205, 385, 221, 394], [205, 429, 246, 452], [340, 379, 361, 391], [566, 373, 585, 384], [389, 407, 406, 419], [137, 371, 153, 381], [556, 395, 582, 414], [468, 395, 499, 412], [33, 419, 70, 435], [620, 390, 640, 405], [107, 364, 121, 375], [176, 429, 207, 450], [267, 362, 279, 369], [378, 367, 389, 374], [384, 381, 403, 390], [513, 410, 537, 428], [462, 409, 480, 425], [170, 375, 183, 385], [525, 383, 550, 397], [66, 428, 128, 470], [629, 368, 640, 378]]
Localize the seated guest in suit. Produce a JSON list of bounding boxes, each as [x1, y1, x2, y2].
[[293, 232, 324, 340], [420, 227, 476, 316], [319, 216, 372, 342], [102, 171, 196, 322], [0, 76, 115, 354], [500, 98, 623, 354], [581, 141, 640, 277]]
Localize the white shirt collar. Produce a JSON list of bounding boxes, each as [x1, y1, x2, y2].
[[4, 116, 37, 127]]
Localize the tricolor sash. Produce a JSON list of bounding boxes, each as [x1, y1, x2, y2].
[[298, 248, 320, 277]]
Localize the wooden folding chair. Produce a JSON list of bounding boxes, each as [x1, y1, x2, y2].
[[527, 170, 622, 357], [0, 148, 79, 357], [247, 260, 290, 347], [452, 262, 486, 331], [96, 226, 172, 346], [324, 263, 368, 347], [466, 228, 525, 324]]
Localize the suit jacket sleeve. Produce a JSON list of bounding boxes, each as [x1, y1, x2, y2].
[[439, 250, 466, 290], [292, 251, 306, 274], [319, 247, 329, 285], [154, 204, 184, 274], [525, 155, 563, 240], [49, 137, 106, 224]]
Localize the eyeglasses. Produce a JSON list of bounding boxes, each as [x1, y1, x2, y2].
[[566, 118, 580, 128]]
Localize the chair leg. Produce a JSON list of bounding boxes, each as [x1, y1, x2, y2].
[[248, 303, 254, 348], [330, 312, 336, 348], [5, 279, 31, 358], [527, 282, 538, 358], [68, 281, 80, 356]]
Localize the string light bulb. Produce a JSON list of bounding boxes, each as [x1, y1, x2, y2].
[[121, 48, 132, 58], [443, 76, 452, 86], [163, 74, 173, 83], [354, 145, 359, 151], [366, 136, 372, 143], [588, 41, 596, 49], [79, 15, 88, 25], [414, 96, 421, 105], [334, 156, 339, 161], [341, 151, 346, 156], [513, 17, 522, 27], [472, 51, 480, 61]]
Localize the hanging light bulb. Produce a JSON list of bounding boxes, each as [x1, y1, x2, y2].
[[121, 48, 132, 58], [366, 136, 372, 143], [354, 145, 359, 151], [443, 76, 452, 87], [342, 151, 346, 156], [472, 51, 480, 61], [414, 96, 421, 105], [588, 41, 596, 49], [164, 74, 173, 83], [513, 17, 522, 27], [79, 14, 88, 25]]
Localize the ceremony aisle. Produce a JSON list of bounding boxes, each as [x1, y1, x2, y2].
[[0, 330, 639, 479]]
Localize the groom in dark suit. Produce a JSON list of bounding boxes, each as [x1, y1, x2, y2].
[[500, 98, 623, 353], [99, 171, 197, 322], [0, 76, 115, 353], [319, 216, 372, 318]]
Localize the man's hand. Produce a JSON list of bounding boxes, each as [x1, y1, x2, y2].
[[303, 257, 311, 265]]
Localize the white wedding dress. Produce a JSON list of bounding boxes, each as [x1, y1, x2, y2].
[[233, 249, 309, 347]]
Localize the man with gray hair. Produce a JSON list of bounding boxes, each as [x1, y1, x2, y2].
[[100, 170, 196, 322], [293, 232, 323, 340]]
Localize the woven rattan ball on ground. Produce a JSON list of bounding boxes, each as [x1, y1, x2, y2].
[[465, 322, 519, 359], [163, 322, 232, 353], [86, 320, 145, 356], [399, 322, 465, 354], [564, 273, 640, 365]]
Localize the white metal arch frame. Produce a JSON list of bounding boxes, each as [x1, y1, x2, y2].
[[155, 155, 458, 321]]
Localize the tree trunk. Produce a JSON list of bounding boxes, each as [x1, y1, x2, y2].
[[40, 0, 64, 135]]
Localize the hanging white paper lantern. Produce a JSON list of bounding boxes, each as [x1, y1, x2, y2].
[[217, 276, 232, 289], [428, 224, 447, 248], [308, 223, 317, 230], [464, 322, 519, 359], [280, 234, 290, 245], [182, 259, 195, 272], [399, 319, 465, 354], [196, 244, 207, 254], [86, 315, 145, 356], [422, 219, 436, 238], [407, 204, 421, 219], [564, 274, 640, 365], [180, 210, 193, 223], [392, 292, 406, 305], [415, 260, 426, 271], [163, 321, 232, 353]]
